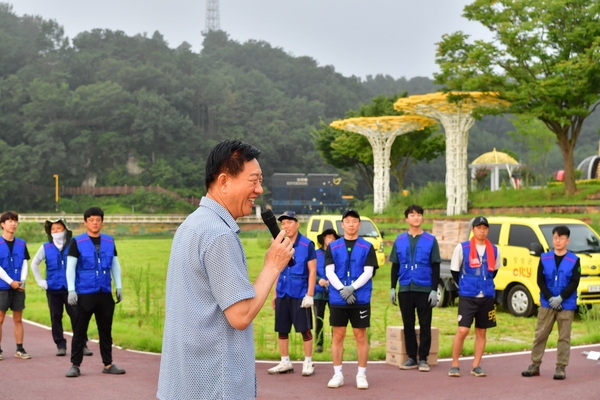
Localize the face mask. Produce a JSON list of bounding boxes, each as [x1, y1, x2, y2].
[[52, 231, 67, 250]]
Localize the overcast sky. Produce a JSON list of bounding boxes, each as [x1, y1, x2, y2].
[[11, 0, 491, 80]]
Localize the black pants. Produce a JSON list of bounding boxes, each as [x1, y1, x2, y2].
[[399, 291, 432, 361], [313, 299, 329, 347], [47, 290, 87, 349], [71, 292, 115, 366]]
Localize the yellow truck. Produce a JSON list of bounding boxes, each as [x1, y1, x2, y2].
[[305, 214, 386, 267], [437, 217, 600, 317]]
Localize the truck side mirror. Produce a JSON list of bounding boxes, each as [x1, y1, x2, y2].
[[380, 231, 385, 238], [529, 243, 543, 257]]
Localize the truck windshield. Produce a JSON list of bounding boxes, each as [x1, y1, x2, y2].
[[335, 220, 380, 238], [540, 224, 600, 253]]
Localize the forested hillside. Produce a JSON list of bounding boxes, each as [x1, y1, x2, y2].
[[1, 3, 599, 211]]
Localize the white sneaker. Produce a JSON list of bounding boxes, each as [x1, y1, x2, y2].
[[327, 372, 344, 388], [356, 374, 369, 389], [302, 360, 315, 376], [267, 360, 294, 375]]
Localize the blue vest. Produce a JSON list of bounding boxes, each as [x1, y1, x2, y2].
[[458, 241, 497, 298], [276, 234, 314, 299], [394, 232, 435, 287], [0, 238, 26, 290], [328, 237, 372, 306], [315, 248, 326, 295], [44, 242, 70, 291], [74, 233, 115, 294], [540, 251, 578, 310]]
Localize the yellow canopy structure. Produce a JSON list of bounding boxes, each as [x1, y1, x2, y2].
[[470, 148, 520, 191], [330, 115, 437, 213], [394, 92, 509, 215]]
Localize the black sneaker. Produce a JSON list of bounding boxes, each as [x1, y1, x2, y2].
[[66, 365, 80, 378], [83, 346, 93, 356], [399, 358, 418, 370], [103, 364, 126, 375], [56, 348, 67, 357]]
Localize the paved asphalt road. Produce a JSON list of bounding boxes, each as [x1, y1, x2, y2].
[[1, 317, 598, 399]]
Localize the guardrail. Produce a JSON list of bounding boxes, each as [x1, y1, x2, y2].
[[18, 214, 189, 224], [17, 214, 308, 225]]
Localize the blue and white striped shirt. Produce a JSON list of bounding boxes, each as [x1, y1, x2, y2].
[[158, 196, 257, 399]]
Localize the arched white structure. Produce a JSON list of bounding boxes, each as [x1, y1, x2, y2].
[[330, 116, 437, 214], [394, 92, 508, 216]]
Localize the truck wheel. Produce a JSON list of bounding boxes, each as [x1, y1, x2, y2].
[[506, 284, 534, 317], [436, 283, 448, 307]]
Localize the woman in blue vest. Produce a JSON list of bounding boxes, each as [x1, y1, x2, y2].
[[521, 225, 580, 380], [31, 218, 92, 357], [0, 211, 31, 360]]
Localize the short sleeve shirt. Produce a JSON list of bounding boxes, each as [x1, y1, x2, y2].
[[157, 197, 257, 400]]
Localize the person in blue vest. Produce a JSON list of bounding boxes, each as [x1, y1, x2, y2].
[[448, 216, 501, 378], [0, 211, 31, 360], [30, 218, 93, 357], [389, 204, 441, 372], [325, 210, 378, 390], [521, 225, 580, 380], [65, 207, 125, 378], [313, 228, 339, 354], [268, 211, 317, 377]]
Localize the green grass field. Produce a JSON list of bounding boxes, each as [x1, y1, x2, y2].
[[20, 234, 600, 361]]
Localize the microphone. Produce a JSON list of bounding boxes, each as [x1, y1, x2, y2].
[[261, 210, 295, 266]]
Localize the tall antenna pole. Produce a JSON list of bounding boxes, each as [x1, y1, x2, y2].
[[205, 0, 221, 32]]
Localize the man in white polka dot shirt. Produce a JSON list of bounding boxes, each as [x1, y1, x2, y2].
[[157, 140, 294, 399]]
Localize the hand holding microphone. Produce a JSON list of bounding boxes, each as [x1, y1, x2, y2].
[[261, 210, 295, 266]]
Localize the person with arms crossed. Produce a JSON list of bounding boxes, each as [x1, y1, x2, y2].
[[313, 228, 339, 354], [0, 211, 31, 360], [65, 207, 125, 378], [30, 218, 93, 357], [325, 210, 378, 390], [521, 225, 580, 380], [267, 210, 317, 376], [157, 140, 294, 400], [448, 216, 501, 378], [389, 204, 441, 372]]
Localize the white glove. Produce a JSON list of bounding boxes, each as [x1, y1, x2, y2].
[[68, 291, 78, 306], [301, 294, 314, 308], [428, 290, 438, 307], [37, 280, 48, 290]]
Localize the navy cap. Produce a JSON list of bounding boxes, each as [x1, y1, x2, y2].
[[472, 216, 489, 227], [277, 211, 298, 222], [342, 209, 360, 220]]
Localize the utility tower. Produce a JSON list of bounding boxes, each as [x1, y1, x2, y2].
[[205, 0, 221, 32]]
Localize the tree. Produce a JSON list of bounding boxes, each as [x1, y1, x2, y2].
[[507, 115, 555, 186], [435, 0, 600, 195]]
